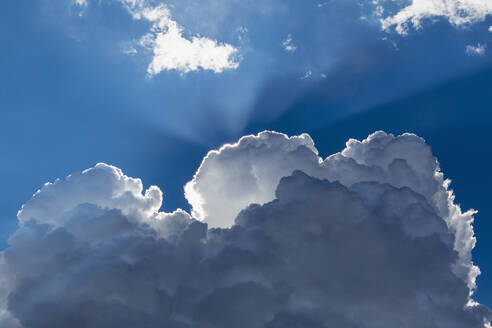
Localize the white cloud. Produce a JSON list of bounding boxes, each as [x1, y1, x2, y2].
[[302, 70, 313, 79], [237, 26, 248, 41], [185, 131, 319, 228], [123, 47, 138, 55], [18, 163, 164, 227], [281, 34, 297, 52], [131, 5, 239, 75], [489, 26, 492, 32], [380, 0, 492, 35], [0, 131, 490, 327], [99, 1, 240, 75], [466, 43, 486, 56], [74, 0, 87, 6]]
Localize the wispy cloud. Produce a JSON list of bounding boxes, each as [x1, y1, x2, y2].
[[380, 0, 492, 35], [74, 0, 87, 6], [281, 34, 297, 52], [301, 69, 312, 80]]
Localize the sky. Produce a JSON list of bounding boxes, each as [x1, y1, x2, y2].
[[1, 0, 492, 326]]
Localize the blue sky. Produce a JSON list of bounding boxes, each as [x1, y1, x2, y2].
[[2, 0, 492, 320]]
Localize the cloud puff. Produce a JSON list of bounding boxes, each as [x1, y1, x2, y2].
[[281, 34, 296, 52], [135, 5, 239, 75], [380, 0, 492, 34], [118, 1, 239, 75], [185, 131, 320, 228], [17, 163, 163, 227], [466, 43, 486, 56], [0, 131, 490, 327], [74, 0, 87, 6]]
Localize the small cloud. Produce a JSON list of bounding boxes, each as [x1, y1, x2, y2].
[[130, 4, 239, 75], [380, 0, 492, 35], [124, 48, 138, 55], [237, 26, 248, 41], [373, 3, 384, 18], [237, 26, 248, 34], [301, 70, 312, 79], [382, 37, 399, 50], [465, 43, 486, 56], [321, 73, 327, 79], [282, 34, 297, 52], [80, 1, 240, 75], [489, 26, 492, 32], [72, 0, 88, 16]]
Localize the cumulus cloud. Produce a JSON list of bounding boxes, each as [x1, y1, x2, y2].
[[0, 131, 490, 327], [380, 0, 492, 34], [466, 43, 487, 56], [135, 5, 239, 75], [115, 1, 239, 75], [187, 131, 443, 228]]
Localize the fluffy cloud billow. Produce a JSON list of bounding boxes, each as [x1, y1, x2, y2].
[[114, 0, 240, 75], [0, 131, 490, 327]]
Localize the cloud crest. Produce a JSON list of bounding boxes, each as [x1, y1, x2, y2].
[[0, 131, 490, 327], [185, 131, 481, 291]]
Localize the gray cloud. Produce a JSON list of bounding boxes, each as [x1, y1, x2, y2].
[[0, 131, 490, 327]]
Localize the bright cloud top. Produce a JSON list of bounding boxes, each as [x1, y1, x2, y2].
[[123, 1, 239, 75], [185, 131, 481, 291], [381, 0, 492, 34], [1, 131, 490, 327]]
